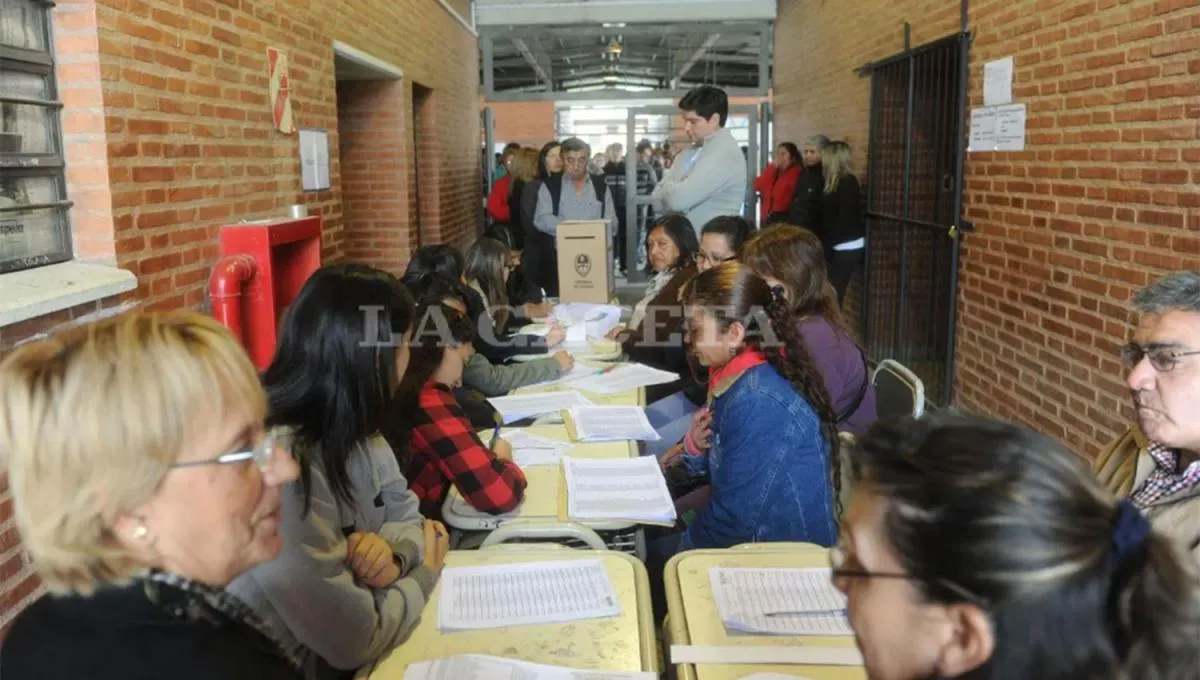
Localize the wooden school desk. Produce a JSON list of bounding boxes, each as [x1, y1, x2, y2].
[[664, 544, 868, 680], [440, 424, 638, 533], [360, 545, 659, 678]]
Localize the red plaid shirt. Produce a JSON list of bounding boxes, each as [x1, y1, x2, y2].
[[407, 383, 526, 518]]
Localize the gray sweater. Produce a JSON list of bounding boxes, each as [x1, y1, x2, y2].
[[227, 435, 434, 678], [652, 127, 748, 234]]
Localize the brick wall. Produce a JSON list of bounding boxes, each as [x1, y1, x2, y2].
[[92, 0, 481, 309], [1, 0, 479, 633], [338, 80, 415, 273], [488, 100, 558, 147], [775, 0, 1200, 458]]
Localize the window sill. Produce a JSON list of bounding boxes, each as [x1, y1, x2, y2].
[[0, 262, 137, 328]]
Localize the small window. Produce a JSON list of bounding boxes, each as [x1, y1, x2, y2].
[[1, 0, 73, 274]]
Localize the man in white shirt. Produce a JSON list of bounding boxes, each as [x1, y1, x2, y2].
[[651, 86, 748, 235]]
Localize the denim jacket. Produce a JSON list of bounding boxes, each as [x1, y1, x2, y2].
[[680, 364, 838, 550]]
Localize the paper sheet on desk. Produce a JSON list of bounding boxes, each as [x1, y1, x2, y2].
[[552, 303, 624, 339], [523, 363, 603, 389], [565, 456, 676, 525], [402, 654, 657, 680], [710, 568, 852, 636], [488, 391, 594, 423], [567, 405, 660, 442], [437, 560, 621, 631], [566, 363, 679, 394]]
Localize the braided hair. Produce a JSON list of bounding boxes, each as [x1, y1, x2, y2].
[[684, 261, 842, 509]]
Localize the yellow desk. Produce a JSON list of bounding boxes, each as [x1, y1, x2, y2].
[[512, 378, 646, 408], [441, 424, 638, 531], [665, 546, 867, 680], [364, 547, 659, 677]]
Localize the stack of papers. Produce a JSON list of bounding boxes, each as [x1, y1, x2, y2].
[[488, 391, 594, 424], [402, 655, 657, 680], [709, 568, 852, 636], [567, 405, 660, 442], [502, 430, 572, 467], [564, 456, 677, 525], [437, 560, 621, 631], [552, 302, 624, 339], [567, 363, 679, 394]]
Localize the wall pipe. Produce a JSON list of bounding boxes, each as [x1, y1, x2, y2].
[[209, 255, 257, 348]]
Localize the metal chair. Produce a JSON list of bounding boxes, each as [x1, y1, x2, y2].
[[871, 359, 926, 419]]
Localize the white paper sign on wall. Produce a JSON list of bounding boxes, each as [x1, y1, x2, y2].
[[968, 103, 1026, 152], [299, 128, 330, 191]]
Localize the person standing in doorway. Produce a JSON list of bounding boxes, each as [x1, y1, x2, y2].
[[652, 86, 748, 236], [531, 137, 617, 296]]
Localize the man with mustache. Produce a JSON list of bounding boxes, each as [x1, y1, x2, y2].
[[1094, 270, 1200, 560]]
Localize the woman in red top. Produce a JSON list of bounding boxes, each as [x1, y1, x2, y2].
[[752, 142, 802, 226], [392, 300, 526, 520]]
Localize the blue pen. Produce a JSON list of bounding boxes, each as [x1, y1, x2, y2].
[[488, 413, 502, 449]]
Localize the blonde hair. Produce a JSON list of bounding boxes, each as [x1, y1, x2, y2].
[[0, 312, 265, 595], [822, 140, 854, 194], [507, 147, 539, 186]]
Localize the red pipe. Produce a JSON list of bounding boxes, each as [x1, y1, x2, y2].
[[209, 255, 257, 348]]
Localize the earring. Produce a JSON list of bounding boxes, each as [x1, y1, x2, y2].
[[133, 526, 149, 541]]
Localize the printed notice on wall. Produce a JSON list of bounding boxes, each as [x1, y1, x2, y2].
[[968, 104, 1026, 152], [299, 129, 330, 191], [983, 56, 1014, 107]]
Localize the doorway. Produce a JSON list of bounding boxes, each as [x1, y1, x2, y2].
[[412, 83, 433, 248], [333, 42, 407, 271], [861, 32, 970, 405]]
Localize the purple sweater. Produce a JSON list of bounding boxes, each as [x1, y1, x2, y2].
[[796, 316, 877, 437]]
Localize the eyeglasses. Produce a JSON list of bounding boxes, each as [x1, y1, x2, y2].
[[829, 546, 988, 607], [170, 427, 291, 472], [1120, 343, 1200, 372], [694, 252, 737, 266]]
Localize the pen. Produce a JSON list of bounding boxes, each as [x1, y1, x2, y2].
[[488, 410, 504, 450], [762, 608, 846, 617]]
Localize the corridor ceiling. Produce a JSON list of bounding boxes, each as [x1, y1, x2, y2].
[[480, 21, 771, 99]]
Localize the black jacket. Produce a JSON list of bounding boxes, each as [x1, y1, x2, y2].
[[817, 174, 865, 251], [463, 285, 548, 364], [787, 162, 825, 230], [1, 581, 302, 680]]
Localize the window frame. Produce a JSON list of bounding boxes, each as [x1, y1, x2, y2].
[[0, 0, 74, 275]]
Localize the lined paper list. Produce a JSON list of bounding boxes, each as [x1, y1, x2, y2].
[[710, 567, 852, 636], [437, 560, 621, 631], [402, 654, 657, 680], [565, 456, 676, 524]]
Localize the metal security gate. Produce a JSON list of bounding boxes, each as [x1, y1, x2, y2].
[[861, 25, 971, 406]]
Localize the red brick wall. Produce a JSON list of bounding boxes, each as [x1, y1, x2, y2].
[[488, 100, 558, 148], [92, 0, 481, 309], [775, 0, 1200, 458], [1, 0, 479, 633], [338, 80, 415, 273]]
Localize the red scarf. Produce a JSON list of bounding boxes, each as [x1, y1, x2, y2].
[[708, 348, 768, 390]]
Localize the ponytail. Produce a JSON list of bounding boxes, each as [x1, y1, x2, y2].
[[1113, 533, 1200, 678], [758, 286, 843, 513]]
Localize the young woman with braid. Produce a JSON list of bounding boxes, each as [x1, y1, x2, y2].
[[652, 262, 839, 566]]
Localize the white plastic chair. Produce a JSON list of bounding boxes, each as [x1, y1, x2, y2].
[[871, 359, 925, 419], [479, 521, 609, 551]]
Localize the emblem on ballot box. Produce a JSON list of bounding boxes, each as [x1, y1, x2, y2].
[[574, 253, 592, 277]]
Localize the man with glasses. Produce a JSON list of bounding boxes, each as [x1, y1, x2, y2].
[[1094, 270, 1200, 560], [531, 137, 616, 295]]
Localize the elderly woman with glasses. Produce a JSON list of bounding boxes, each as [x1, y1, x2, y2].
[[0, 312, 302, 680], [838, 413, 1200, 680]]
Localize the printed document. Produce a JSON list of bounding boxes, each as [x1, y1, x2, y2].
[[564, 456, 676, 524], [567, 363, 679, 394], [402, 654, 657, 680], [524, 363, 603, 389], [437, 559, 621, 631], [488, 391, 593, 424], [553, 303, 624, 339], [709, 567, 852, 636], [567, 405, 660, 442]]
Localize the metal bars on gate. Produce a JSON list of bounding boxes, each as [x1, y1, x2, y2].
[[860, 28, 972, 406]]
